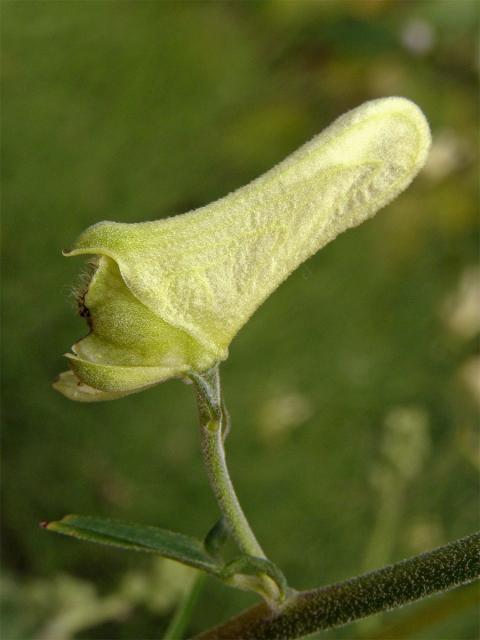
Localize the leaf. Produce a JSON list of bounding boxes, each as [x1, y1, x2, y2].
[[45, 515, 223, 575], [204, 517, 230, 559], [222, 555, 288, 599]]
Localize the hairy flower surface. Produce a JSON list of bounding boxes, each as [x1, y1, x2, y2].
[[54, 97, 431, 401]]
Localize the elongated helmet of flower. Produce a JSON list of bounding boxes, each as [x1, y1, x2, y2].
[[54, 97, 431, 401]]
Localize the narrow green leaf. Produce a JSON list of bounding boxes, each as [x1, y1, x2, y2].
[[45, 515, 222, 574]]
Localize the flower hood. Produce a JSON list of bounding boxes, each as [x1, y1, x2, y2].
[[54, 97, 431, 401]]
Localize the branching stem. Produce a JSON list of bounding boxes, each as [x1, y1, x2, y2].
[[195, 531, 480, 640]]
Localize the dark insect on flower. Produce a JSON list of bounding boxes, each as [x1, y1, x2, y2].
[[72, 258, 98, 326], [77, 296, 91, 320]]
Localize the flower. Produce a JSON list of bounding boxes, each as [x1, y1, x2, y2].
[[54, 97, 431, 401]]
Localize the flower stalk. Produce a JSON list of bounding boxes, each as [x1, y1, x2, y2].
[[191, 367, 283, 605]]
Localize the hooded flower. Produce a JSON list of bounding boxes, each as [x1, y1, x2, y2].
[[54, 97, 431, 401]]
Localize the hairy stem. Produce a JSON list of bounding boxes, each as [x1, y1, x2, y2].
[[199, 416, 265, 559], [190, 367, 281, 604], [195, 532, 480, 640]]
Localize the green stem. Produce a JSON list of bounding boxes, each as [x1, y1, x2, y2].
[[190, 367, 281, 604], [199, 414, 265, 559], [195, 532, 480, 640], [163, 571, 206, 640]]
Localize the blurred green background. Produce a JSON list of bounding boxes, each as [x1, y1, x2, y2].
[[2, 1, 479, 638]]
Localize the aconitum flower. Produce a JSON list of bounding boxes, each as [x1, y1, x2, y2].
[[54, 97, 431, 401]]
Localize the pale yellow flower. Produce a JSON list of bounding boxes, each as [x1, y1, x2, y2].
[[54, 97, 431, 401]]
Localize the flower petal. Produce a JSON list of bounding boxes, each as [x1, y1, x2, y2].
[[73, 255, 216, 371], [65, 98, 430, 359], [53, 370, 134, 402], [65, 354, 189, 394]]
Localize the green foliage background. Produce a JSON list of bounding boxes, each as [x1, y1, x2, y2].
[[2, 1, 478, 638]]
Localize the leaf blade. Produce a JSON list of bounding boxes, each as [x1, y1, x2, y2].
[[46, 515, 223, 575]]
